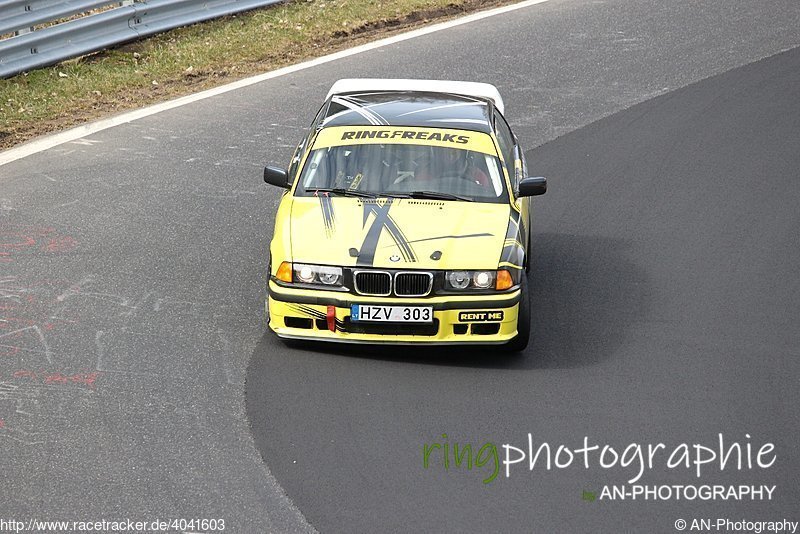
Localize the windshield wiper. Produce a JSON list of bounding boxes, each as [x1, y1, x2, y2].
[[404, 190, 473, 202], [306, 187, 377, 199]]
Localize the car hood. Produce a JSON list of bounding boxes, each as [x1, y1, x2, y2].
[[289, 197, 511, 269]]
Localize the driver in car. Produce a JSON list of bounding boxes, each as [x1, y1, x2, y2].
[[415, 148, 490, 186]]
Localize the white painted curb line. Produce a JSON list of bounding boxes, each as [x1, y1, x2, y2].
[[0, 0, 548, 167]]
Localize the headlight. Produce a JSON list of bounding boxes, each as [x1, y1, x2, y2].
[[446, 271, 471, 289], [444, 269, 516, 291], [291, 263, 343, 287], [473, 271, 493, 288]]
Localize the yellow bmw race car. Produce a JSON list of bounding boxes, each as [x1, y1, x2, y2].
[[263, 79, 547, 350]]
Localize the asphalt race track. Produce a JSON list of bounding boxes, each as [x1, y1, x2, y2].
[[248, 44, 800, 532], [1, 0, 799, 532]]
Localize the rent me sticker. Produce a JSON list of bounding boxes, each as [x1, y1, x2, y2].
[[458, 311, 504, 322]]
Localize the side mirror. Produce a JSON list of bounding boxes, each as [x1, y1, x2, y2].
[[518, 176, 547, 197], [264, 166, 290, 189]]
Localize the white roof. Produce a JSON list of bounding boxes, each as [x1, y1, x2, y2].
[[326, 78, 504, 114]]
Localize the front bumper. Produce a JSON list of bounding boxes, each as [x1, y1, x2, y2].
[[267, 281, 521, 345]]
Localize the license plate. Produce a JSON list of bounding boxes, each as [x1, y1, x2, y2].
[[350, 304, 433, 323]]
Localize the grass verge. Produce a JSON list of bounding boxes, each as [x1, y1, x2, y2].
[[0, 0, 516, 150]]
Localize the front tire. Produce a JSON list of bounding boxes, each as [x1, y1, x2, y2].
[[504, 275, 531, 352]]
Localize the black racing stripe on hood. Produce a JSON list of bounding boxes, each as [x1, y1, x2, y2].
[[357, 200, 417, 266], [384, 213, 417, 262], [384, 232, 495, 247], [317, 193, 336, 238]]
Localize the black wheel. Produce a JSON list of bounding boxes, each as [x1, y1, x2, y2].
[[504, 275, 530, 352], [525, 231, 531, 273], [265, 260, 272, 323]]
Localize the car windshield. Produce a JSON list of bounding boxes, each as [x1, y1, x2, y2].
[[294, 127, 508, 203]]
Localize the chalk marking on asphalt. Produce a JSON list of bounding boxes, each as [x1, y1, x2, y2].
[[0, 0, 549, 168]]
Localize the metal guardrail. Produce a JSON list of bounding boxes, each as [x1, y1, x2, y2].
[[0, 0, 124, 35], [0, 0, 283, 78]]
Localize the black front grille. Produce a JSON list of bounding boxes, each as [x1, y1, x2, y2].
[[354, 271, 391, 296], [395, 272, 433, 296], [343, 317, 439, 336], [471, 323, 501, 335], [284, 317, 313, 329]]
